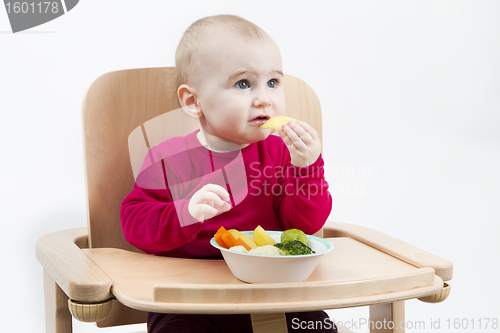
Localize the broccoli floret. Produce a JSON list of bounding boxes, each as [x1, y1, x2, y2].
[[274, 240, 315, 255]]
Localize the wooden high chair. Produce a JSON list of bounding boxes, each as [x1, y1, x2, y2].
[[36, 67, 453, 333]]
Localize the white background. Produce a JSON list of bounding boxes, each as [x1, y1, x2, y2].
[[1, 1, 499, 332]]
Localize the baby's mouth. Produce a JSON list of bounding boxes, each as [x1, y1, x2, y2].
[[249, 115, 270, 125]]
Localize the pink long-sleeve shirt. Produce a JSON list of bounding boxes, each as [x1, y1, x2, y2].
[[120, 130, 332, 258]]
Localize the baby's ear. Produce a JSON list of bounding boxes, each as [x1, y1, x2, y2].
[[178, 84, 202, 119]]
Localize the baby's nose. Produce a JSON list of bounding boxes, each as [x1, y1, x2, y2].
[[252, 91, 271, 108]]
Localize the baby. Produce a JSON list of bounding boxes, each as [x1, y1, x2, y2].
[[121, 14, 336, 332]]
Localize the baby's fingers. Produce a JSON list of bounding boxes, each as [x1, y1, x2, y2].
[[189, 184, 232, 222], [190, 203, 219, 222], [196, 203, 219, 216], [289, 120, 320, 145], [280, 123, 307, 150], [202, 184, 230, 202], [219, 201, 231, 212]]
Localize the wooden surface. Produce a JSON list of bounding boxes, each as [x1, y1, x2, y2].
[[369, 301, 405, 333], [418, 282, 451, 303], [36, 228, 112, 303], [82, 68, 324, 253], [67, 299, 112, 323], [43, 270, 72, 333], [96, 300, 148, 328], [251, 314, 288, 333], [82, 237, 443, 314], [324, 222, 453, 281]]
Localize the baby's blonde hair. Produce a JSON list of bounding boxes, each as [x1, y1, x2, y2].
[[175, 15, 266, 89]]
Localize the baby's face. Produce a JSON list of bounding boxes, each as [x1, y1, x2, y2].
[[193, 31, 285, 148]]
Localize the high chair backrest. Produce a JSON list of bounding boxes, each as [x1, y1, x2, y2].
[[82, 67, 322, 252]]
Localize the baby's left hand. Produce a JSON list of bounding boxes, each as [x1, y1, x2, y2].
[[278, 120, 321, 167]]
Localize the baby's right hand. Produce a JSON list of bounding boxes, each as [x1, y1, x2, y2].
[[188, 184, 231, 222]]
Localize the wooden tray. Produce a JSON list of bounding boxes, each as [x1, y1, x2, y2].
[[82, 237, 443, 314]]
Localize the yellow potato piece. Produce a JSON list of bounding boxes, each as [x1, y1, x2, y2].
[[253, 225, 276, 246], [260, 116, 296, 130], [228, 229, 257, 249]]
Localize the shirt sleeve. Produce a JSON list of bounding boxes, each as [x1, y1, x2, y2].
[[274, 153, 332, 235], [120, 160, 202, 254]]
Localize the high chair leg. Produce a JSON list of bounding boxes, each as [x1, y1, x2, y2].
[[251, 313, 288, 333], [369, 301, 405, 333], [44, 269, 72, 333]]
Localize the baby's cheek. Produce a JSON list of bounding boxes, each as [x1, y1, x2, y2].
[[273, 100, 286, 116], [223, 113, 244, 130]]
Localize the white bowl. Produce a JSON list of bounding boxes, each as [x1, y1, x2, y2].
[[210, 231, 334, 283]]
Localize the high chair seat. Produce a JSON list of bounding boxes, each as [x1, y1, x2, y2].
[[36, 68, 453, 333]]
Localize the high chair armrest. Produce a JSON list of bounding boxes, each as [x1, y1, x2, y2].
[[323, 221, 453, 281], [36, 227, 113, 302]]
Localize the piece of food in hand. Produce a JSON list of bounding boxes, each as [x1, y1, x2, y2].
[[214, 226, 230, 249], [260, 116, 296, 130], [248, 245, 285, 256], [274, 240, 315, 255], [253, 225, 276, 246], [281, 229, 308, 246], [228, 229, 258, 250]]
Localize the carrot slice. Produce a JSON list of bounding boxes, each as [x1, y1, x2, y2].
[[236, 237, 252, 251], [214, 226, 229, 248], [215, 233, 229, 249], [215, 226, 227, 235], [221, 231, 239, 248]]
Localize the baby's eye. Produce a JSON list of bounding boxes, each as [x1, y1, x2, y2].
[[235, 80, 250, 89], [267, 79, 279, 88]]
